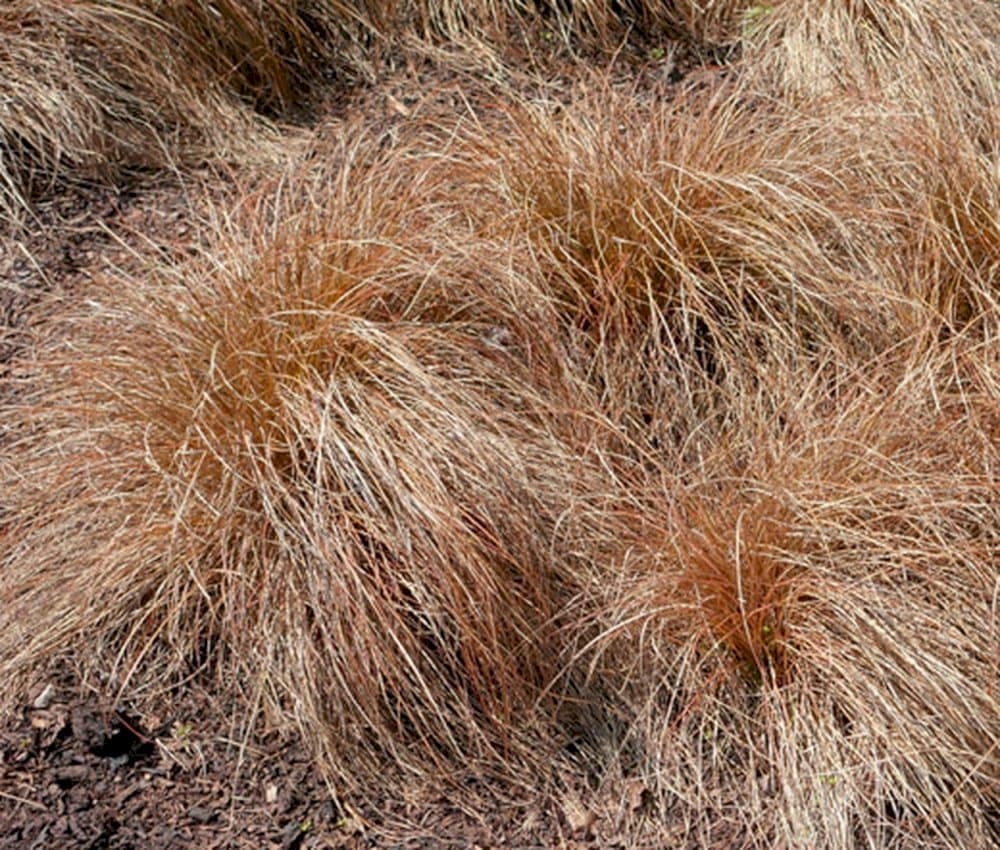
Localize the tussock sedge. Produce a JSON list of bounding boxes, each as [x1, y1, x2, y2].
[[740, 0, 1000, 113], [0, 1, 278, 225], [663, 0, 999, 112], [448, 75, 999, 845], [876, 103, 999, 333], [151, 0, 359, 112], [1, 1, 999, 847], [587, 346, 1000, 847], [0, 137, 605, 788], [0, 0, 649, 223], [458, 81, 921, 451]]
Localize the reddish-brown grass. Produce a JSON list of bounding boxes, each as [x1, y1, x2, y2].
[[151, 0, 357, 112], [457, 80, 920, 454], [0, 135, 600, 787], [0, 1, 285, 224], [585, 346, 1000, 846], [740, 0, 1000, 117], [1, 2, 998, 846], [0, 1, 683, 222]]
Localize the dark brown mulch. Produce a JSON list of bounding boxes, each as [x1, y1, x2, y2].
[[0, 669, 352, 850], [0, 665, 687, 849]]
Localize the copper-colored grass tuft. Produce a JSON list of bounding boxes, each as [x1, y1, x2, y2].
[[0, 137, 595, 786], [880, 105, 999, 333], [458, 80, 918, 449], [739, 0, 1000, 121], [588, 345, 1000, 847], [0, 0, 284, 223], [152, 0, 359, 112], [359, 1, 678, 52], [671, 491, 798, 685]]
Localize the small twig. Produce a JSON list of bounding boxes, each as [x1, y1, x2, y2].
[[0, 788, 47, 812]]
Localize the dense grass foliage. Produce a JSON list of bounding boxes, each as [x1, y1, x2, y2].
[[0, 1, 282, 223], [0, 140, 606, 784], [589, 349, 1000, 846], [743, 0, 1000, 114], [2, 2, 998, 847], [457, 82, 923, 448], [0, 0, 665, 221]]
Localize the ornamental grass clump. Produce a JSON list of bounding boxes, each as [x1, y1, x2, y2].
[[659, 0, 998, 114], [459, 82, 915, 452], [0, 136, 597, 786], [151, 0, 358, 113], [739, 0, 1000, 123], [361, 1, 677, 53], [0, 1, 274, 224], [590, 345, 1000, 848], [2, 4, 998, 841], [875, 105, 999, 334]]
